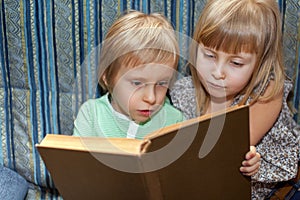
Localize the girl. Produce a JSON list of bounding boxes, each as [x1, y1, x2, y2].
[[170, 0, 300, 199]]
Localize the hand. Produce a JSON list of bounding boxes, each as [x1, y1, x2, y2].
[[240, 146, 261, 176]]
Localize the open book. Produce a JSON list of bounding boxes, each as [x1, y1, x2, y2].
[[36, 105, 251, 200]]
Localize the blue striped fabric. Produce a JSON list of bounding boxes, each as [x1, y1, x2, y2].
[[0, 0, 298, 199]]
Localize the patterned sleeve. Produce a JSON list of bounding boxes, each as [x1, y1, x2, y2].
[[252, 80, 300, 182], [169, 76, 198, 120]]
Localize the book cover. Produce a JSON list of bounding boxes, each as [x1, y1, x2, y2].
[[36, 105, 251, 200]]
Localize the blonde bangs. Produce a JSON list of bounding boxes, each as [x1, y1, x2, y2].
[[194, 0, 279, 56], [200, 25, 259, 55], [197, 6, 268, 55], [119, 48, 178, 69]]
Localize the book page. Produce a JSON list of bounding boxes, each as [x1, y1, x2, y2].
[[37, 134, 150, 155]]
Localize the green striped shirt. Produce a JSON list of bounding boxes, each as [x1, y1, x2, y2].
[[73, 93, 184, 139]]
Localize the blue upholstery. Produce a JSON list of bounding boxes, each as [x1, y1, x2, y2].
[[0, 165, 28, 200]]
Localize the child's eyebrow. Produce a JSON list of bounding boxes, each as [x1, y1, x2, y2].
[[125, 74, 148, 80], [125, 75, 145, 80], [230, 55, 246, 59], [126, 74, 173, 82], [231, 52, 255, 59]]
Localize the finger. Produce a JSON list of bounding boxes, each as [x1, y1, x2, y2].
[[250, 146, 256, 152], [246, 146, 257, 160], [240, 159, 260, 176], [243, 152, 261, 166], [242, 163, 260, 176], [242, 168, 259, 176]]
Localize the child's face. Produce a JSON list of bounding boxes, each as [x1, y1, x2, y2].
[[110, 62, 175, 124], [196, 44, 256, 103]]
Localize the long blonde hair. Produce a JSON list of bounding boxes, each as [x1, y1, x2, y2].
[[189, 0, 285, 115], [98, 10, 179, 93]]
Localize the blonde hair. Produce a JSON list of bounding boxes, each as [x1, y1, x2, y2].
[[98, 10, 179, 93], [189, 0, 285, 115]]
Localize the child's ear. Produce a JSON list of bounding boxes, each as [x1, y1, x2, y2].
[[102, 74, 108, 86]]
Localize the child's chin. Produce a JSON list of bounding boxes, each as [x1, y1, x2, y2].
[[135, 117, 151, 125]]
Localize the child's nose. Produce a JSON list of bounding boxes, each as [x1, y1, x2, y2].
[[212, 63, 226, 80], [143, 85, 156, 104]]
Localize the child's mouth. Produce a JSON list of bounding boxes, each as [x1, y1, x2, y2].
[[138, 110, 153, 117]]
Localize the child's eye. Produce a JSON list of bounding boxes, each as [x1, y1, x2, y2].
[[231, 61, 244, 67], [131, 80, 143, 86], [156, 81, 169, 87], [204, 52, 215, 59]]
